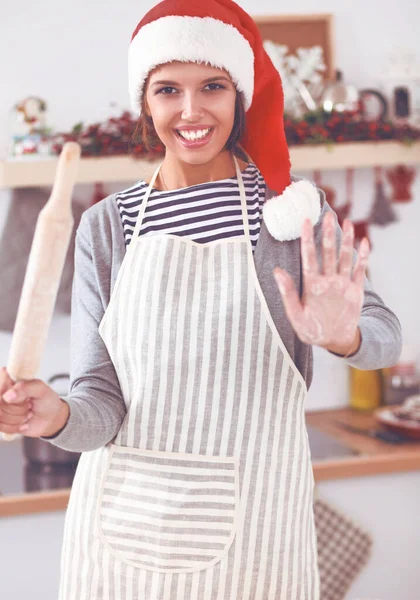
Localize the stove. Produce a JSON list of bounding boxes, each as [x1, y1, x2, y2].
[[306, 424, 359, 461]]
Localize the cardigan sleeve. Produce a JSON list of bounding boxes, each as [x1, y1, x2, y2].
[[41, 212, 126, 452], [315, 194, 402, 370]]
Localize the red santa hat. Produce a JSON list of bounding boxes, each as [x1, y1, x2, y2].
[[128, 0, 320, 241]]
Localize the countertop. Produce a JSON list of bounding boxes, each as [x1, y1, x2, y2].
[[1, 407, 419, 517], [306, 407, 420, 481]]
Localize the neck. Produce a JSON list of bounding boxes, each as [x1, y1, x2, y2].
[[159, 151, 238, 190]]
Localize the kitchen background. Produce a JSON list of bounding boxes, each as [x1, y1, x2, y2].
[[1, 0, 420, 599]]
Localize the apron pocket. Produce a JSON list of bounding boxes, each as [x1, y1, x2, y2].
[[97, 444, 240, 574]]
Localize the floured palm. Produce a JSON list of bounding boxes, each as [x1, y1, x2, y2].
[[273, 212, 369, 353]]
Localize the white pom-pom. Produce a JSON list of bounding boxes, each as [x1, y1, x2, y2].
[[262, 180, 322, 241]]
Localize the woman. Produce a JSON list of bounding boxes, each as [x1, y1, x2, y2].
[[0, 0, 402, 598]]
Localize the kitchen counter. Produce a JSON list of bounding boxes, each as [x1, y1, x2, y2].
[[1, 407, 419, 517], [306, 407, 420, 480]]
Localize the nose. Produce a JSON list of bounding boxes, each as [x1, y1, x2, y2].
[[180, 91, 205, 121]]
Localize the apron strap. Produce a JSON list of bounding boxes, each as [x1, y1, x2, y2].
[[233, 155, 251, 243], [128, 161, 163, 248]]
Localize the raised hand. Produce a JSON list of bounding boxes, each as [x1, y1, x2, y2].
[[273, 212, 369, 356]]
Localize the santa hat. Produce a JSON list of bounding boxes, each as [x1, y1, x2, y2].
[[128, 0, 320, 241]]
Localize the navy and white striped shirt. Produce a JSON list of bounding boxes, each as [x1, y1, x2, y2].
[[116, 163, 266, 250]]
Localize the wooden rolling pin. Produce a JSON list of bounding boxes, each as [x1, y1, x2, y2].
[[2, 142, 81, 441]]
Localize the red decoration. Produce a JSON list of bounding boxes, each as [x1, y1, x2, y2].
[[386, 165, 417, 203], [51, 111, 165, 158], [284, 109, 420, 146], [314, 169, 371, 248], [49, 108, 420, 159], [313, 170, 336, 209], [91, 182, 106, 206], [313, 169, 351, 228], [353, 221, 370, 247]]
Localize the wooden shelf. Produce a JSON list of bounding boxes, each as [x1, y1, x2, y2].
[[0, 155, 161, 190], [1, 141, 419, 189], [290, 140, 420, 170]]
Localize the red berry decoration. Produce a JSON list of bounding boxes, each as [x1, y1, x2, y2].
[[50, 108, 420, 158]]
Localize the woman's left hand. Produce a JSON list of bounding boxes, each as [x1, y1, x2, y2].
[[273, 212, 370, 356]]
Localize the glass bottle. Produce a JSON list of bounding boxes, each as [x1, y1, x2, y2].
[[322, 70, 359, 113]]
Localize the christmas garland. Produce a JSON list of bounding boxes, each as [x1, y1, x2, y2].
[[284, 109, 420, 146], [50, 111, 164, 158], [50, 109, 420, 158]]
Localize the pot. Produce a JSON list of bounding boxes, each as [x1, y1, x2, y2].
[[24, 462, 77, 492], [23, 373, 81, 466]]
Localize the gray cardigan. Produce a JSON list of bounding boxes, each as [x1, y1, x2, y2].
[[44, 183, 402, 452]]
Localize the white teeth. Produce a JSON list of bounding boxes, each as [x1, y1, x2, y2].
[[177, 128, 211, 141]]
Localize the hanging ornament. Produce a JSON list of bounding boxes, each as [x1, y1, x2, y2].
[[313, 170, 351, 227], [353, 221, 371, 248], [368, 167, 398, 226], [91, 182, 106, 206], [344, 168, 372, 249], [386, 165, 417, 202], [313, 170, 336, 207], [314, 169, 371, 250]]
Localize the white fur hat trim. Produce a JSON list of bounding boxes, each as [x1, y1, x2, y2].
[[128, 16, 254, 115]]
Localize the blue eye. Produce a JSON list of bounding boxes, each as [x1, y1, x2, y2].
[[155, 83, 226, 95], [205, 83, 225, 91], [156, 87, 177, 95]]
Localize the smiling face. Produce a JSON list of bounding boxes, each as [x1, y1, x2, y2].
[[144, 61, 238, 165]]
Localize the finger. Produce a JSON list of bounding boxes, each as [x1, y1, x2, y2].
[[2, 379, 45, 405], [0, 399, 31, 416], [321, 212, 337, 277], [352, 237, 370, 288], [0, 409, 31, 427], [338, 219, 355, 278], [301, 219, 319, 280], [0, 421, 25, 435], [273, 267, 305, 327]]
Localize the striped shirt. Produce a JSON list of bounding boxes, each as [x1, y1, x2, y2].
[[115, 162, 266, 250]]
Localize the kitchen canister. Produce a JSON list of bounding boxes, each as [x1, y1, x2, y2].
[[349, 367, 383, 411]]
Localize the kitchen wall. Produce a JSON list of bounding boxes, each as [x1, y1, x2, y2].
[[0, 1, 419, 405]]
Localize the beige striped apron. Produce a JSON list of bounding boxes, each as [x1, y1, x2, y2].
[[58, 157, 320, 599]]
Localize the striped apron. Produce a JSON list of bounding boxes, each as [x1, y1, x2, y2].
[[58, 157, 320, 599]]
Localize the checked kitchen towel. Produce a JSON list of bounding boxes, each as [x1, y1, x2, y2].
[[314, 496, 373, 600]]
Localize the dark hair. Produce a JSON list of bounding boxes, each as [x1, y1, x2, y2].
[[129, 87, 249, 162]]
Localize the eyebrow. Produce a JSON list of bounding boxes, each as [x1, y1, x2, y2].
[[151, 76, 232, 86]]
